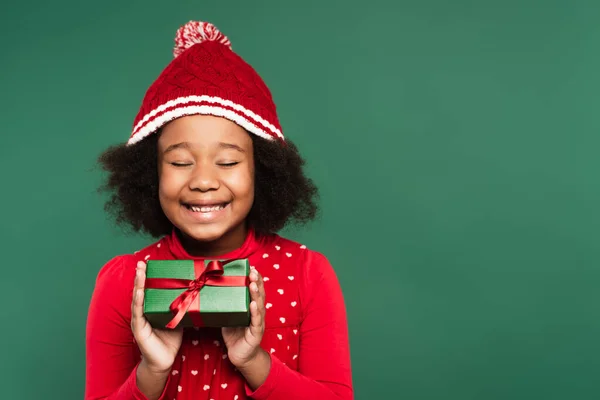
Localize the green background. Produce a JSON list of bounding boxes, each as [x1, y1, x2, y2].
[[1, 0, 599, 399]]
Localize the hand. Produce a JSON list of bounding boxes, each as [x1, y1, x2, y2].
[[131, 260, 184, 375], [222, 267, 266, 369]]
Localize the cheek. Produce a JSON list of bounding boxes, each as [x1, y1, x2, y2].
[[230, 167, 255, 202], [158, 168, 186, 201], [243, 167, 255, 201]]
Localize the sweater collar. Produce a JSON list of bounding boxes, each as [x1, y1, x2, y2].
[[163, 227, 262, 260]]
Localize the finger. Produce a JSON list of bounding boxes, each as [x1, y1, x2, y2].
[[249, 268, 264, 295], [131, 262, 148, 334], [253, 278, 265, 313], [248, 268, 265, 338], [249, 279, 260, 299], [251, 269, 266, 313], [135, 260, 147, 287], [249, 268, 260, 297], [249, 267, 259, 283], [250, 280, 266, 315], [250, 268, 264, 288], [249, 282, 264, 314], [248, 300, 263, 338], [252, 268, 264, 293]]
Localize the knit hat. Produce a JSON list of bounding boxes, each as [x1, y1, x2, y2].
[[127, 20, 284, 145]]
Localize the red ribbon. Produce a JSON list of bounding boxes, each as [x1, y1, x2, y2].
[[145, 260, 248, 329]]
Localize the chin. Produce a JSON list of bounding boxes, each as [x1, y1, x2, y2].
[[183, 224, 229, 243]]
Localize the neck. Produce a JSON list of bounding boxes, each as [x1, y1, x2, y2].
[[177, 224, 249, 258]]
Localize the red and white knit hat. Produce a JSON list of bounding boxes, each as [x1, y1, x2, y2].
[[127, 20, 285, 145]]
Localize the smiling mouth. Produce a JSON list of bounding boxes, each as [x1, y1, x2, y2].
[[184, 203, 230, 213]]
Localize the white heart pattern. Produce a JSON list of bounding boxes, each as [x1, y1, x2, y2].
[[203, 385, 210, 391], [280, 317, 286, 323], [263, 277, 270, 282], [270, 348, 276, 353], [191, 370, 198, 376], [266, 303, 273, 309], [222, 354, 228, 359], [204, 354, 210, 360], [293, 329, 298, 334], [172, 370, 179, 375], [182, 355, 186, 361], [273, 264, 280, 269], [213, 369, 216, 375], [293, 355, 298, 360], [144, 254, 150, 260], [192, 340, 198, 346], [157, 242, 161, 248], [277, 289, 284, 295], [178, 386, 182, 392], [214, 340, 220, 346], [288, 276, 294, 280], [277, 334, 283, 340], [286, 252, 292, 257], [300, 244, 307, 249], [291, 301, 297, 307], [263, 253, 269, 258], [235, 396, 239, 400], [221, 383, 228, 389], [275, 245, 281, 250]]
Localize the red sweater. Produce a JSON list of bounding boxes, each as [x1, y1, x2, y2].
[[85, 228, 353, 400]]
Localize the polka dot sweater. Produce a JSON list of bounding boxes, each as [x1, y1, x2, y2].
[[85, 229, 353, 400]]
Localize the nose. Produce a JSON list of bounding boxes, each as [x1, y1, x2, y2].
[[189, 163, 220, 192]]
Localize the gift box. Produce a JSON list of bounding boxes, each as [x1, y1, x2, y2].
[[143, 259, 250, 329]]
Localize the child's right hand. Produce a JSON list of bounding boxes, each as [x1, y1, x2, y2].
[[131, 261, 184, 375]]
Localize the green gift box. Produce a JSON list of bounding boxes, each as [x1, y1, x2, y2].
[[143, 259, 251, 329]]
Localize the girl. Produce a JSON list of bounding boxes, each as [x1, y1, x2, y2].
[[85, 20, 353, 400]]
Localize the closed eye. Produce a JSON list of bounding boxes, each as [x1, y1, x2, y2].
[[219, 162, 239, 167], [170, 162, 192, 167]]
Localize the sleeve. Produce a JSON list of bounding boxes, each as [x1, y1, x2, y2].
[[246, 250, 354, 400], [84, 256, 171, 400]]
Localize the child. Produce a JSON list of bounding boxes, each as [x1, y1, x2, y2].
[[85, 20, 353, 400]]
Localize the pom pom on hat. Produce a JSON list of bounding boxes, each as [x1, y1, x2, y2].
[[128, 19, 284, 145], [174, 21, 232, 58]]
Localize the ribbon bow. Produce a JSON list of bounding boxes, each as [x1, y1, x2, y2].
[[145, 260, 247, 329]]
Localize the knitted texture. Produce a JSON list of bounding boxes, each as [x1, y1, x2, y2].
[[128, 21, 284, 145]]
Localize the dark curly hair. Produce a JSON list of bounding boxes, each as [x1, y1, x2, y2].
[[97, 131, 319, 238]]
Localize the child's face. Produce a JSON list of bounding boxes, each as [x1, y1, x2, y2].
[[157, 114, 255, 253]]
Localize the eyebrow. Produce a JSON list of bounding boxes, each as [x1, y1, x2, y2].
[[218, 142, 245, 153], [163, 142, 192, 154], [162, 141, 246, 154]]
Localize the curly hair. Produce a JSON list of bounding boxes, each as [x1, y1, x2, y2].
[[97, 131, 320, 238]]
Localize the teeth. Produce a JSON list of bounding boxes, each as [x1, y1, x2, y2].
[[189, 204, 225, 212]]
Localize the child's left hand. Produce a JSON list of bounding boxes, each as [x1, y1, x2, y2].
[[222, 267, 267, 369]]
